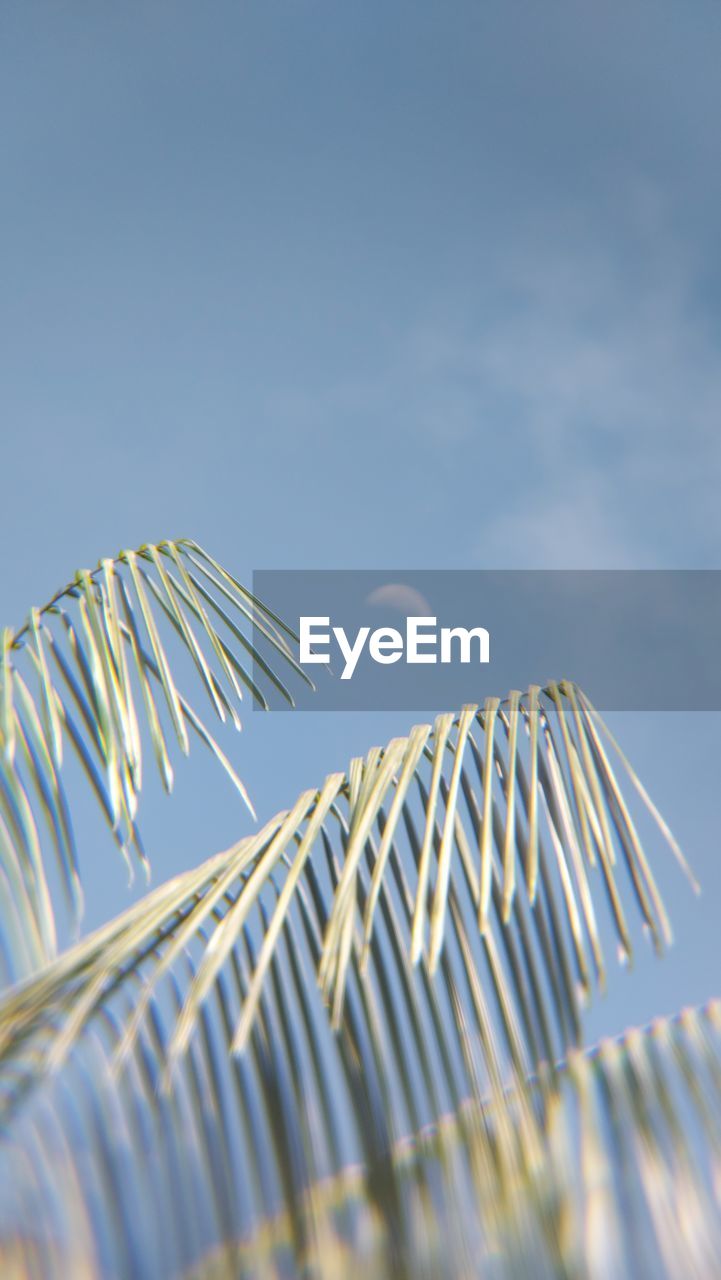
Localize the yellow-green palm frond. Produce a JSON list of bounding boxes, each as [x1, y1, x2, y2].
[[1, 926, 719, 1280], [0, 685, 693, 1120], [0, 681, 703, 1277], [0, 538, 311, 980]]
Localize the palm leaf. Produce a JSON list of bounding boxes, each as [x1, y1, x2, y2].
[[0, 538, 312, 980], [0, 680, 704, 1277], [0, 684, 692, 1113], [1, 921, 719, 1279]]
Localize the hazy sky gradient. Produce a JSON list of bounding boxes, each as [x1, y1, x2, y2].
[[2, 1, 720, 1043]]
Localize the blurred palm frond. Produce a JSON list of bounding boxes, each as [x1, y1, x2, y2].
[[2, 926, 719, 1280]]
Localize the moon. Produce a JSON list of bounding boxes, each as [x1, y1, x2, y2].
[[365, 582, 433, 617]]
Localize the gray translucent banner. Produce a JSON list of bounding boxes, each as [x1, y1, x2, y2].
[[252, 570, 721, 711]]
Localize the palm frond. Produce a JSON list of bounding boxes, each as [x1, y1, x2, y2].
[[0, 683, 702, 1276], [2, 923, 719, 1280], [0, 683, 692, 1120], [0, 538, 311, 980]]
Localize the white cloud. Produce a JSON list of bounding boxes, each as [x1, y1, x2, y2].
[[258, 188, 721, 569], [403, 203, 721, 566]]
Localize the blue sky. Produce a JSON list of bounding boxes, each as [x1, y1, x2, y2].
[[2, 1, 721, 1044]]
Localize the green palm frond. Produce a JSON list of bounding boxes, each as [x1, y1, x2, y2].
[[0, 645, 707, 1278], [0, 685, 692, 1119], [2, 915, 719, 1280], [0, 538, 311, 980]]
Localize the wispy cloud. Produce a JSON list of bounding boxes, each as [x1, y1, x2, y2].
[[259, 187, 721, 568], [402, 197, 721, 566]]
